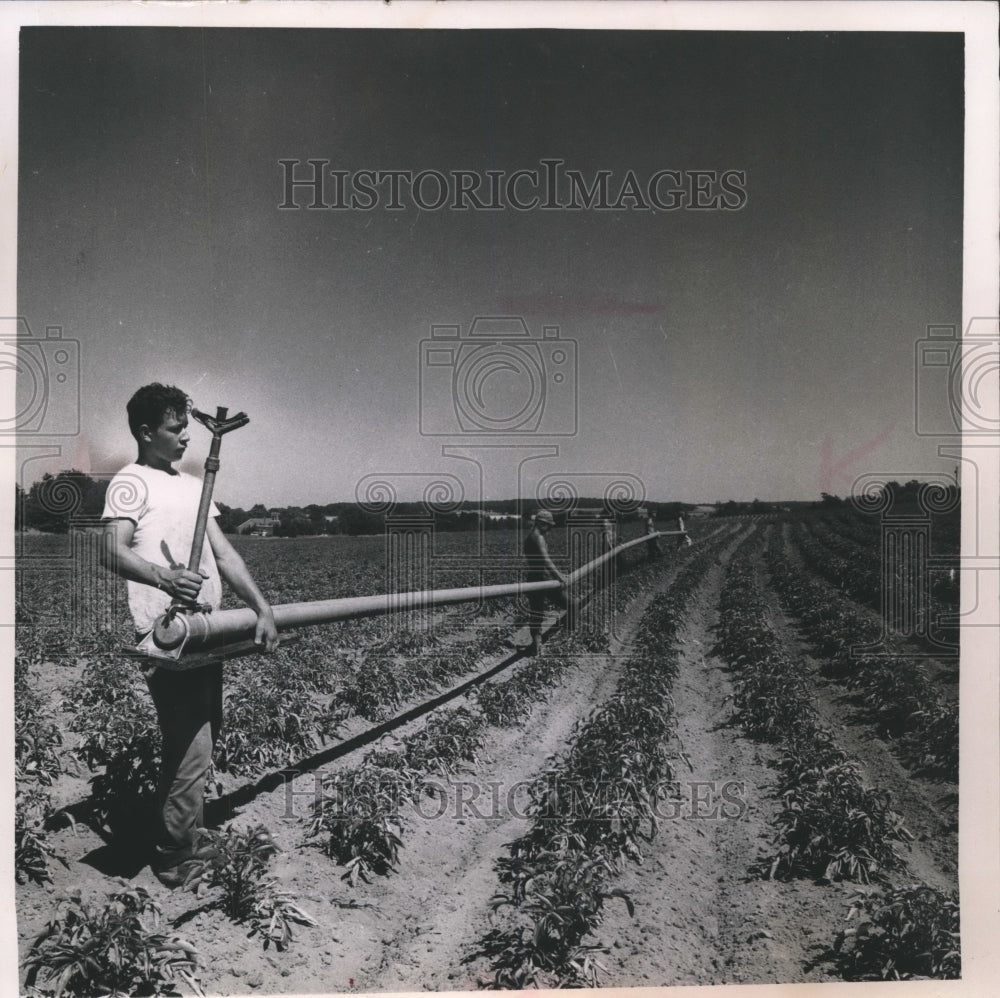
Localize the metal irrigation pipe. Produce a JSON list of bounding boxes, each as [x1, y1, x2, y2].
[[130, 528, 690, 669]]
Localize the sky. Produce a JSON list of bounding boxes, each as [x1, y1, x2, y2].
[[15, 25, 965, 507]]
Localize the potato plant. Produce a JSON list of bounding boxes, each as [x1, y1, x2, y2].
[[16, 784, 67, 886], [215, 671, 329, 776], [22, 884, 201, 997], [766, 532, 957, 780], [15, 656, 69, 884], [718, 547, 913, 884], [482, 542, 722, 987], [15, 689, 66, 788], [834, 885, 960, 980], [794, 520, 958, 652], [488, 851, 632, 989], [61, 661, 162, 832], [717, 556, 819, 743], [327, 649, 468, 725], [309, 702, 492, 882], [795, 522, 883, 612], [401, 706, 487, 778], [770, 764, 912, 882], [181, 825, 317, 951], [475, 672, 541, 727], [307, 765, 410, 885], [327, 616, 513, 729]]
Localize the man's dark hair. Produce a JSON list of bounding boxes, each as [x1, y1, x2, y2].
[[127, 383, 191, 440]]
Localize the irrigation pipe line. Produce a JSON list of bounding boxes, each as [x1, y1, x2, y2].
[[127, 530, 690, 670]]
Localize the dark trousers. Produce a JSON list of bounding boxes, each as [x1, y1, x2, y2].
[[526, 586, 570, 638], [144, 661, 223, 867]]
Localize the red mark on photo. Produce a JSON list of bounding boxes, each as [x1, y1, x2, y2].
[[819, 422, 897, 494]]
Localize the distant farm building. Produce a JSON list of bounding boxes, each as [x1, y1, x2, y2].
[[479, 512, 520, 523], [236, 516, 281, 537]]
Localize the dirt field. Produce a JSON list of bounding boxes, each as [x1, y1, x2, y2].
[[15, 517, 959, 993]]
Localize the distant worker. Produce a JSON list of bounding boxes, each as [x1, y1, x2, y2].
[[601, 509, 622, 575], [644, 509, 662, 561], [677, 514, 693, 549], [520, 509, 570, 656], [600, 510, 616, 555]]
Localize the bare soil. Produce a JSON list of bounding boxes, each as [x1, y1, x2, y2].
[[17, 521, 958, 993]]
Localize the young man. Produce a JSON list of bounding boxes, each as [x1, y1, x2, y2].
[[601, 509, 622, 576], [644, 509, 662, 561], [521, 509, 569, 656], [101, 383, 278, 887], [677, 514, 693, 549], [600, 511, 616, 556]]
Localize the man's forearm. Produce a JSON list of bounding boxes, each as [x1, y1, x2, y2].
[[543, 555, 566, 583], [102, 544, 169, 590]]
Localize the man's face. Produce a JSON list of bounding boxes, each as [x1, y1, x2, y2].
[[144, 409, 190, 464]]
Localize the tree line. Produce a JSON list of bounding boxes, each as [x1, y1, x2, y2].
[[16, 470, 693, 537]]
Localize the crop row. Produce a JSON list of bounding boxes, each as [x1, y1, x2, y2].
[[816, 511, 882, 546], [44, 523, 704, 874], [328, 640, 498, 728], [14, 524, 714, 986], [307, 653, 573, 887], [15, 645, 71, 887], [565, 521, 734, 656], [474, 541, 724, 988], [793, 522, 886, 614], [793, 522, 959, 651], [820, 506, 960, 561], [23, 822, 321, 996], [304, 537, 720, 890], [717, 541, 914, 883], [719, 537, 960, 979], [308, 598, 611, 887], [811, 518, 959, 613], [766, 532, 957, 781], [329, 520, 716, 725], [308, 531, 727, 980]]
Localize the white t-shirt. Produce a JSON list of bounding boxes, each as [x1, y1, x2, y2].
[[102, 462, 222, 632]]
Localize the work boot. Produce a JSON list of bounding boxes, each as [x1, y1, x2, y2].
[[153, 858, 203, 889], [151, 830, 221, 889]]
